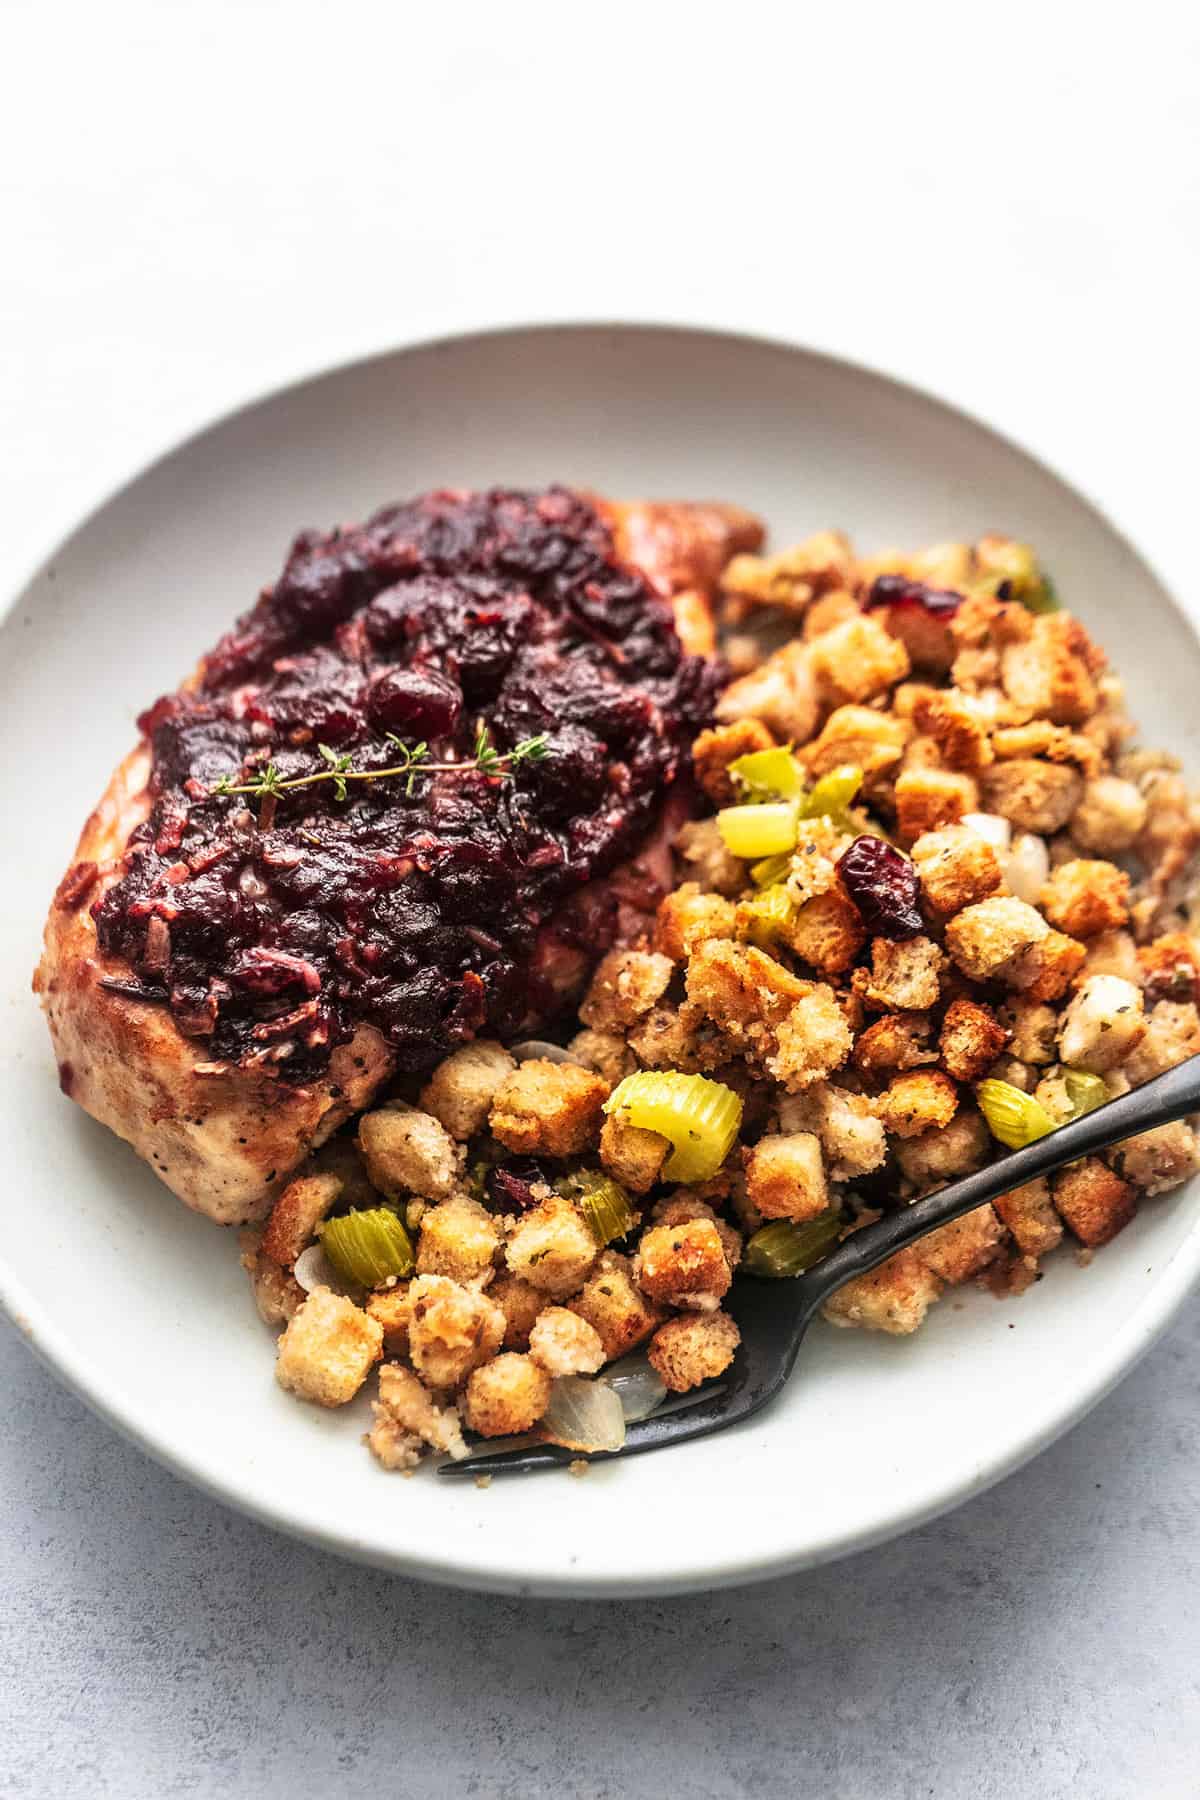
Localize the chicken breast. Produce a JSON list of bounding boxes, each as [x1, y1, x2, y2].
[[36, 487, 759, 1225]]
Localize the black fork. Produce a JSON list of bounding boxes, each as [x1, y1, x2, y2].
[[440, 1055, 1200, 1479]]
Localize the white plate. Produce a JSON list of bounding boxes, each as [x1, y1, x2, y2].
[[3, 323, 1198, 1598]]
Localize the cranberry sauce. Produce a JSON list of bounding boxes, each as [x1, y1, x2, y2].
[[94, 488, 721, 1080]]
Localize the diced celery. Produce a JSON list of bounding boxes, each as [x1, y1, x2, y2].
[[728, 746, 805, 800], [750, 851, 794, 889], [744, 1212, 844, 1278], [797, 762, 863, 824], [1063, 1069, 1108, 1119], [717, 802, 798, 859], [559, 1168, 637, 1244], [738, 883, 795, 949], [604, 1071, 743, 1183], [318, 1206, 414, 1286], [977, 1078, 1055, 1150]]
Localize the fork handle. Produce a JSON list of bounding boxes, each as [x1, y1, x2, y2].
[[799, 1054, 1200, 1313]]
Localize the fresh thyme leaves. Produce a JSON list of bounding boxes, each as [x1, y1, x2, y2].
[[209, 728, 549, 808]]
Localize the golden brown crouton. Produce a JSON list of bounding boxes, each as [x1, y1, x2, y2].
[[568, 1251, 663, 1360], [579, 948, 675, 1031], [894, 1108, 990, 1189], [504, 1195, 599, 1298], [874, 1070, 959, 1139], [807, 613, 911, 705], [463, 1354, 553, 1437], [803, 589, 864, 641], [1070, 775, 1148, 853], [692, 718, 777, 805], [365, 1283, 414, 1354], [1009, 929, 1088, 1001], [876, 601, 956, 674], [238, 1227, 304, 1327], [1122, 1001, 1200, 1085], [1109, 1122, 1200, 1196], [418, 1040, 516, 1143], [1139, 931, 1200, 1004], [647, 1311, 741, 1392], [853, 1012, 937, 1072], [768, 986, 855, 1091], [911, 825, 1004, 916], [911, 688, 993, 773], [1056, 975, 1146, 1073], [685, 939, 805, 1038], [527, 1307, 605, 1377], [627, 1002, 732, 1074], [939, 998, 1009, 1082], [993, 1178, 1063, 1258], [650, 1195, 742, 1270], [894, 767, 979, 843], [778, 1085, 889, 1182], [358, 1105, 463, 1201], [944, 896, 1049, 982], [635, 1219, 732, 1309], [1038, 859, 1130, 938], [999, 613, 1100, 725], [722, 531, 854, 613], [855, 935, 944, 1011], [261, 1172, 342, 1267], [368, 1364, 467, 1469], [715, 640, 820, 743], [822, 1246, 943, 1334], [1000, 998, 1059, 1065], [406, 1275, 505, 1390], [1052, 1159, 1137, 1246], [415, 1196, 500, 1284], [777, 887, 866, 976], [980, 759, 1084, 834], [990, 718, 1101, 776], [743, 1132, 829, 1222], [566, 1027, 638, 1087], [916, 1204, 1006, 1283], [489, 1060, 610, 1158], [486, 1273, 546, 1351], [655, 884, 738, 963], [274, 1288, 384, 1408], [673, 817, 748, 897], [1080, 929, 1144, 986], [599, 1112, 668, 1195], [800, 704, 909, 784]]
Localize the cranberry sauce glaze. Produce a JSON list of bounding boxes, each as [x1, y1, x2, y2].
[[94, 487, 723, 1081]]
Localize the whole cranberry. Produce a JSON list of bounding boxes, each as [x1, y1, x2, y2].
[[863, 574, 963, 619], [838, 835, 924, 940], [365, 665, 462, 739]]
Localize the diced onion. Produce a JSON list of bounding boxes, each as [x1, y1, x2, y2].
[[977, 1078, 1055, 1149], [717, 802, 799, 859], [541, 1376, 627, 1453], [510, 1039, 587, 1065], [600, 1352, 669, 1423], [962, 811, 1012, 853], [1003, 831, 1050, 904], [604, 1070, 743, 1183], [292, 1243, 361, 1298]]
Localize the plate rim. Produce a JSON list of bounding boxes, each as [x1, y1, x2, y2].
[[5, 316, 1199, 1598]]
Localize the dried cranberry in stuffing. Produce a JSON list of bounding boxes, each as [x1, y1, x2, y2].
[[365, 665, 462, 739], [486, 1160, 550, 1213], [838, 835, 924, 940], [862, 574, 963, 619]]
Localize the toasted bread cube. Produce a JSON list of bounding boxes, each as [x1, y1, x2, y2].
[[744, 1132, 829, 1222], [636, 1219, 732, 1309], [895, 1108, 990, 1189], [1039, 859, 1130, 938], [855, 935, 944, 1011], [939, 998, 1009, 1082], [415, 1196, 500, 1284], [1056, 975, 1145, 1073], [980, 759, 1083, 834], [715, 639, 821, 742], [628, 1001, 732, 1074], [358, 1105, 463, 1201], [504, 1195, 598, 1298], [274, 1288, 383, 1408], [768, 986, 855, 1091], [874, 1070, 959, 1140], [1123, 1001, 1200, 1085], [486, 1272, 546, 1351], [1000, 613, 1100, 725], [917, 1203, 1005, 1283], [822, 1246, 942, 1334], [238, 1227, 304, 1327], [566, 1027, 638, 1087], [723, 530, 854, 612], [808, 613, 911, 704], [463, 1353, 553, 1437], [365, 1283, 414, 1354], [1009, 929, 1087, 1002], [490, 1060, 610, 1158], [911, 688, 993, 773], [369, 1364, 467, 1466], [1000, 998, 1059, 1065], [1139, 931, 1200, 1003], [944, 896, 1048, 982], [993, 1178, 1063, 1258], [651, 1195, 742, 1270], [1052, 1159, 1137, 1246], [261, 1172, 343, 1267], [803, 589, 863, 641], [1110, 1122, 1200, 1197], [599, 1112, 668, 1195], [779, 1085, 889, 1182], [1071, 776, 1148, 853], [528, 1307, 605, 1377], [568, 1251, 662, 1359], [418, 1040, 516, 1142], [778, 887, 866, 976], [801, 704, 909, 784], [911, 825, 1004, 916], [674, 817, 748, 897], [655, 884, 738, 963], [406, 1275, 505, 1390], [647, 1312, 740, 1392], [686, 939, 806, 1038], [579, 947, 675, 1031], [894, 768, 979, 843], [854, 1012, 937, 1072], [692, 718, 777, 805]]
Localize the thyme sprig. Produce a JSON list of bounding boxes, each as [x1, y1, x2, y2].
[[210, 727, 549, 806]]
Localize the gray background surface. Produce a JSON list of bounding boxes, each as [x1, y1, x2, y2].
[[4, 1302, 1196, 1798]]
